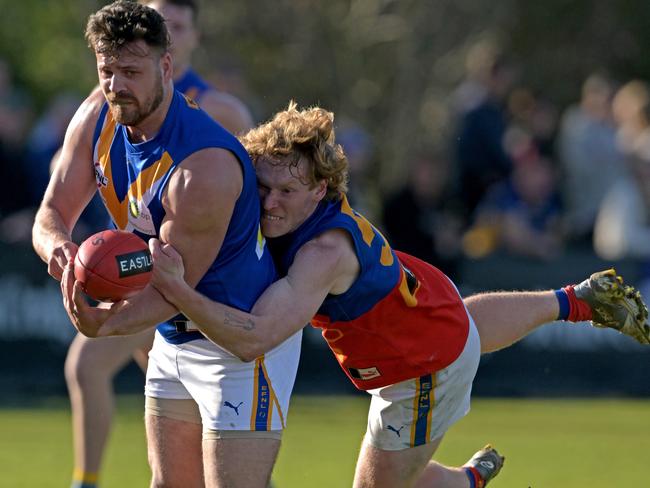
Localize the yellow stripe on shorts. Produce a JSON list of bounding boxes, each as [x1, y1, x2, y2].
[[410, 374, 436, 447], [250, 356, 285, 430]]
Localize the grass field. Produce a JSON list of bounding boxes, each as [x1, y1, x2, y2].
[[2, 395, 649, 487]]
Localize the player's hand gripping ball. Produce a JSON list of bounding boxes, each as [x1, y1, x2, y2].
[[74, 229, 153, 302]]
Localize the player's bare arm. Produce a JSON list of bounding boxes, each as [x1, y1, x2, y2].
[[199, 90, 254, 135], [62, 147, 243, 338], [32, 90, 105, 280], [149, 227, 359, 361]]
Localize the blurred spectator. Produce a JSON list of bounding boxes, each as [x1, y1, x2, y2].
[[382, 153, 463, 279], [595, 155, 650, 263], [612, 80, 650, 156], [508, 87, 559, 159], [557, 73, 625, 244], [453, 43, 518, 221], [24, 93, 82, 206], [463, 139, 563, 261], [28, 94, 107, 245], [337, 120, 377, 218], [1, 91, 105, 245], [0, 58, 33, 150], [0, 58, 33, 217], [594, 80, 650, 296]]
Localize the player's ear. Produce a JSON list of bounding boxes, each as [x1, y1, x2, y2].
[[161, 51, 173, 82], [314, 179, 327, 201]]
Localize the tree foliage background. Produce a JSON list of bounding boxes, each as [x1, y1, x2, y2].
[[3, 0, 650, 194]]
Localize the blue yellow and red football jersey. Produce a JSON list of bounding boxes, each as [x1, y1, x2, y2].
[[270, 195, 469, 390]]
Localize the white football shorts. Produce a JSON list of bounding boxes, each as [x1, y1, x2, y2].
[[145, 329, 302, 433], [364, 314, 481, 450]]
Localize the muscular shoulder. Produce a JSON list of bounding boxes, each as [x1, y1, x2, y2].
[[199, 90, 254, 135], [54, 88, 106, 172], [306, 228, 354, 253], [44, 88, 107, 210], [78, 87, 105, 114], [64, 88, 105, 142], [295, 228, 360, 294], [164, 148, 243, 229]]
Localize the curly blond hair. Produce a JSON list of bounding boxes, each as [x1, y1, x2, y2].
[[240, 101, 349, 201]]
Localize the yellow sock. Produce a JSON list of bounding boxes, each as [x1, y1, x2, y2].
[[72, 468, 98, 488]]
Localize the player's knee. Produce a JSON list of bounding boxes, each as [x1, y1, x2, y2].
[[64, 348, 108, 388], [355, 443, 424, 488], [149, 463, 199, 488], [147, 456, 167, 488], [147, 463, 164, 488], [64, 349, 82, 387]]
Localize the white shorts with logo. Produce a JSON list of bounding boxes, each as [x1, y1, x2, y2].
[[145, 329, 302, 432], [364, 314, 481, 450]]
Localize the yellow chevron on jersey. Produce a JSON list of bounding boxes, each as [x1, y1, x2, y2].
[[124, 151, 174, 234], [93, 111, 174, 233], [93, 112, 127, 228]]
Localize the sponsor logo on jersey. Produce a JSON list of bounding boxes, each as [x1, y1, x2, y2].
[[94, 162, 108, 187], [116, 250, 153, 277], [129, 199, 140, 218], [127, 198, 156, 235], [348, 366, 382, 380]]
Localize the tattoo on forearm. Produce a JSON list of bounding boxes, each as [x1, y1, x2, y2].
[[224, 311, 255, 331]]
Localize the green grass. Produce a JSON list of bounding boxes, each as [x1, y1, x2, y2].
[[2, 395, 649, 487]]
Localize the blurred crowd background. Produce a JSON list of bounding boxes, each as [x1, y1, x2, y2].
[[2, 0, 650, 398]]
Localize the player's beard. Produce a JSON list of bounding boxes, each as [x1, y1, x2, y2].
[[108, 72, 164, 127]]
